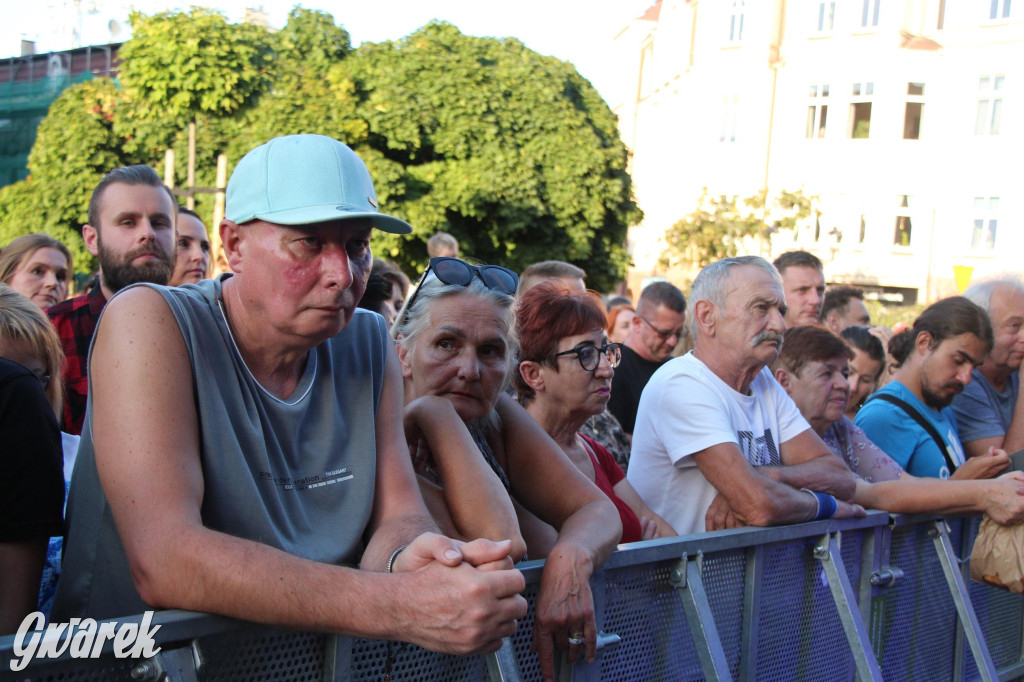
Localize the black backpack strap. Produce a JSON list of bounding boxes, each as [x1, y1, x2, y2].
[[865, 392, 958, 473]]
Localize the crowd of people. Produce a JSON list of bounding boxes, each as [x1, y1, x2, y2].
[[2, 133, 1023, 680]]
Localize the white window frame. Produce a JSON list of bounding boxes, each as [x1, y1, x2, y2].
[[816, 1, 837, 33], [970, 197, 999, 251], [975, 75, 1004, 136], [861, 0, 881, 27], [904, 82, 925, 140], [729, 0, 745, 41], [849, 82, 874, 139], [989, 0, 1012, 20], [893, 194, 913, 248], [806, 84, 830, 139]]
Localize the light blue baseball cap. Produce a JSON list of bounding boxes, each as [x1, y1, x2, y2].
[[226, 134, 412, 234]]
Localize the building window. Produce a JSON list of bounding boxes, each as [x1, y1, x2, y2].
[[861, 0, 881, 27], [893, 195, 912, 246], [936, 0, 946, 28], [990, 0, 1012, 20], [849, 82, 874, 138], [859, 214, 867, 244], [975, 75, 1004, 135], [971, 197, 999, 250], [720, 93, 740, 142], [806, 84, 829, 138], [730, 0, 745, 41], [904, 82, 925, 139], [817, 1, 836, 32]]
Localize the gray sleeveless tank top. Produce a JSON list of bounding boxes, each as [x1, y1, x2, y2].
[[52, 276, 386, 621]]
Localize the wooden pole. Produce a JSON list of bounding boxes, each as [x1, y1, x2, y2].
[[163, 148, 175, 189], [211, 153, 229, 276], [186, 119, 196, 210]]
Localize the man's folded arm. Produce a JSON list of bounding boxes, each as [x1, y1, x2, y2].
[[92, 287, 524, 654], [763, 429, 858, 501]]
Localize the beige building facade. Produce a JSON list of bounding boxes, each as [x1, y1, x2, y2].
[[611, 0, 1020, 302]]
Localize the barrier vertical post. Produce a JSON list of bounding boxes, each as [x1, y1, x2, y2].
[[672, 553, 734, 681], [738, 545, 763, 681], [814, 533, 883, 681], [486, 639, 524, 682], [930, 520, 998, 682]]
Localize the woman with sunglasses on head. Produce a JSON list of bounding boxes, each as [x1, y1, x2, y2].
[[515, 283, 677, 543], [393, 257, 621, 679]]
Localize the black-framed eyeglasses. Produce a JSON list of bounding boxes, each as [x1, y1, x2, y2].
[[553, 343, 623, 372], [639, 315, 689, 341]]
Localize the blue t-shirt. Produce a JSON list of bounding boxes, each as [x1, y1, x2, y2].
[[854, 381, 966, 479], [951, 369, 1018, 445]]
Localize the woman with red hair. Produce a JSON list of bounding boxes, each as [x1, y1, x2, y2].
[[515, 283, 676, 543], [606, 303, 635, 345]]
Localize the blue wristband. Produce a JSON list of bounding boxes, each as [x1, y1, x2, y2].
[[802, 489, 838, 520]]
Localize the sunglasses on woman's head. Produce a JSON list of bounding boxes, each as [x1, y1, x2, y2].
[[395, 257, 520, 334], [423, 257, 519, 296]]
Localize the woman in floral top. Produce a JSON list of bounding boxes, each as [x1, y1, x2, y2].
[[772, 325, 1024, 524]]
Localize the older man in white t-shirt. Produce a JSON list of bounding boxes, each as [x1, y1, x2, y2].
[[627, 256, 863, 535]]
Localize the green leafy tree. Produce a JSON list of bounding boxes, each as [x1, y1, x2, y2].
[[0, 78, 129, 273], [118, 8, 272, 127], [344, 22, 640, 289], [662, 188, 813, 269], [3, 12, 640, 290]]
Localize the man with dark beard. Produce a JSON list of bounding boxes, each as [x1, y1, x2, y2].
[[856, 296, 1010, 479], [48, 165, 175, 434]]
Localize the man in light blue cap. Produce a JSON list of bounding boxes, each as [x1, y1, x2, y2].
[[53, 135, 527, 654]]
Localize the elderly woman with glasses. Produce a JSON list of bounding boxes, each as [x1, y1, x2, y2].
[[393, 257, 621, 677], [514, 284, 677, 543]]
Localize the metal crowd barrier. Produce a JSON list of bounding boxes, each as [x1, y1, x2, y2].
[[2, 511, 1021, 681]]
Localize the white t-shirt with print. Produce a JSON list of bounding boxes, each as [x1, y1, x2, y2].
[[627, 352, 809, 535]]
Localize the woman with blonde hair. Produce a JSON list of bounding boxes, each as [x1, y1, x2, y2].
[[393, 257, 621, 678], [0, 284, 65, 417], [0, 283, 67, 627], [0, 234, 73, 309]]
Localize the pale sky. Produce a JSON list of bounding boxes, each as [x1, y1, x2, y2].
[[1, 0, 654, 99]]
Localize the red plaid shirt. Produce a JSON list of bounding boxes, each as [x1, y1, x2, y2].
[[47, 283, 107, 435]]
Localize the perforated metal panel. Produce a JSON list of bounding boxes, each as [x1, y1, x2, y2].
[[350, 638, 488, 681], [509, 580, 543, 681], [839, 530, 864, 588], [199, 628, 325, 681], [954, 517, 1024, 681], [701, 549, 746, 678], [875, 523, 959, 681], [8, 515, 1024, 682], [754, 537, 856, 681], [0, 657, 136, 681], [598, 560, 703, 681]]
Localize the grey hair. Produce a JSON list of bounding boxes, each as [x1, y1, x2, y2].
[[963, 277, 1024, 316], [690, 256, 782, 338], [392, 272, 519, 388]]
